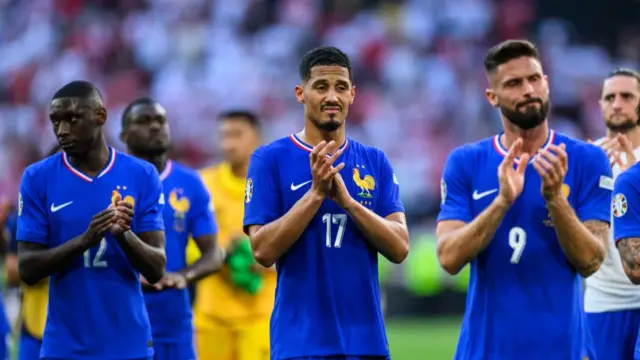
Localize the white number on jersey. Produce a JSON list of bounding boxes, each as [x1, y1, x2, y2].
[[508, 227, 527, 264], [83, 238, 108, 268], [322, 213, 347, 248]]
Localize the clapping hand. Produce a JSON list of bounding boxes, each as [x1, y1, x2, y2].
[[109, 193, 133, 236], [497, 138, 530, 205], [309, 140, 345, 197], [532, 143, 568, 202]]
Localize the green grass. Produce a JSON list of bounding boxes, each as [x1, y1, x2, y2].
[[387, 317, 461, 359]]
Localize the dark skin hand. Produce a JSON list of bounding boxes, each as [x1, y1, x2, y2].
[[110, 194, 166, 284], [18, 209, 115, 285], [141, 233, 223, 291]]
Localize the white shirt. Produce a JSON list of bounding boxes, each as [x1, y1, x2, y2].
[[584, 137, 640, 312]]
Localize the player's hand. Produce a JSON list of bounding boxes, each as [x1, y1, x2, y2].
[[82, 209, 116, 247], [328, 173, 352, 208], [533, 143, 568, 202], [602, 134, 637, 171], [497, 138, 530, 205], [109, 194, 134, 236], [158, 272, 188, 290], [309, 140, 345, 197]]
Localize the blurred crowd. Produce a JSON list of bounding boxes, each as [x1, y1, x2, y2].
[[1, 0, 639, 222]]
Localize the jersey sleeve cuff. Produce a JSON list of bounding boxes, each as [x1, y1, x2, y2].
[[16, 237, 48, 245], [614, 231, 640, 245], [378, 205, 405, 219], [437, 213, 472, 223]]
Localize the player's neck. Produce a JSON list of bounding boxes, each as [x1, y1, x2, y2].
[[298, 126, 346, 150], [607, 126, 640, 149], [501, 121, 549, 155], [229, 161, 248, 179], [66, 137, 110, 177], [139, 153, 169, 175]]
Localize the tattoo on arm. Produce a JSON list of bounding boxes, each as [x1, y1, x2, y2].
[[618, 237, 640, 270], [579, 220, 609, 273]]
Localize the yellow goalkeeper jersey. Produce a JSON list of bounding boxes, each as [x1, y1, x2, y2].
[[189, 162, 275, 324], [20, 280, 49, 339]]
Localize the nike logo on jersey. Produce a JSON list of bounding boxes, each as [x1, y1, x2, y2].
[[51, 201, 73, 212], [290, 180, 312, 191], [472, 189, 497, 200]]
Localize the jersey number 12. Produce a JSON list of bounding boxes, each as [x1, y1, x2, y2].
[[322, 213, 347, 248], [508, 227, 526, 264], [83, 238, 108, 268]]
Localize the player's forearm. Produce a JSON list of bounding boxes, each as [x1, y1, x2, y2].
[[115, 230, 166, 283], [437, 196, 510, 275], [250, 190, 324, 267], [180, 246, 224, 284], [547, 197, 607, 277], [18, 235, 90, 285], [343, 200, 409, 263]]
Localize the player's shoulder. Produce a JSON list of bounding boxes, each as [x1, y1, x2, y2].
[[346, 138, 385, 157], [114, 151, 159, 177], [445, 136, 495, 165], [555, 132, 605, 158], [617, 162, 640, 185], [250, 136, 294, 163], [23, 152, 62, 179], [169, 161, 206, 185]]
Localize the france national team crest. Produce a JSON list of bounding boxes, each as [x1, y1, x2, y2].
[[352, 165, 375, 206], [111, 186, 135, 207], [543, 184, 570, 227], [245, 178, 253, 203], [612, 193, 628, 218], [168, 188, 190, 232]]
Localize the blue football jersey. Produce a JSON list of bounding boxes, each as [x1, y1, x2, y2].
[[612, 163, 640, 242], [17, 148, 164, 359], [143, 160, 217, 343], [243, 134, 404, 360], [438, 130, 612, 360]]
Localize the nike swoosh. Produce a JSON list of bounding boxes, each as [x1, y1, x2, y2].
[[290, 180, 312, 191], [472, 189, 498, 200], [51, 201, 73, 212]]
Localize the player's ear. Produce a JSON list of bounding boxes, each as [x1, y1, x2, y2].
[[485, 88, 499, 108], [95, 107, 107, 126], [119, 131, 127, 144], [295, 85, 304, 104], [350, 85, 356, 104]]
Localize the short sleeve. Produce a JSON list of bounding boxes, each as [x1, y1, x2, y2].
[[16, 169, 49, 245], [135, 166, 165, 233], [576, 144, 613, 223], [375, 151, 404, 217], [613, 171, 640, 243], [243, 148, 282, 234], [187, 175, 218, 238], [437, 148, 473, 223]]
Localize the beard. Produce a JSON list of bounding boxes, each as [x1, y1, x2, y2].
[[310, 115, 343, 132], [605, 115, 639, 132], [128, 139, 169, 157], [500, 99, 550, 130]]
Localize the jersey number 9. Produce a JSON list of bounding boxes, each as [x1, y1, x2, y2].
[[322, 213, 347, 248], [83, 238, 108, 268], [508, 227, 527, 264]]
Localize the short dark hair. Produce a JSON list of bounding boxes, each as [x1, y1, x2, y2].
[[121, 97, 156, 129], [299, 46, 352, 82], [218, 110, 260, 131], [484, 40, 540, 74], [52, 80, 103, 102], [606, 68, 640, 86]]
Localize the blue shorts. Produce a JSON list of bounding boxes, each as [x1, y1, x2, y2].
[[586, 309, 640, 360], [153, 341, 195, 360], [18, 329, 40, 360]]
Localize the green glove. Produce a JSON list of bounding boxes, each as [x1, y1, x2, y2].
[[227, 238, 264, 294]]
